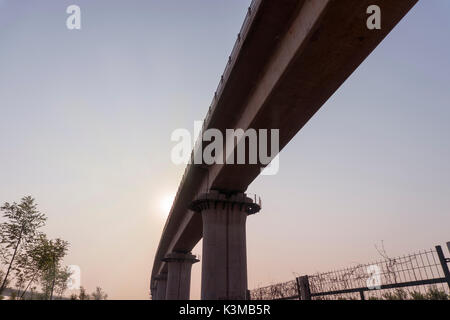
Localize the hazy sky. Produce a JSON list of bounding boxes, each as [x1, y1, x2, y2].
[[0, 1, 449, 299]]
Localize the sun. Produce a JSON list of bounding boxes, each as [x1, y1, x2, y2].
[[160, 194, 175, 217]]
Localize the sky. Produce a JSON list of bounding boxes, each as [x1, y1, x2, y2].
[[0, 1, 449, 299]]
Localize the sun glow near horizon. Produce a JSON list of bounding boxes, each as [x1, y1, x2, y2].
[[159, 193, 175, 218]]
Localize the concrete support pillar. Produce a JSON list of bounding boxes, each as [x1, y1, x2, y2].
[[163, 252, 199, 300], [153, 273, 167, 300], [190, 191, 261, 300], [150, 283, 157, 300]]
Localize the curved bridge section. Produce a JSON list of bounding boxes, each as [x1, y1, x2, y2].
[[151, 0, 418, 300]]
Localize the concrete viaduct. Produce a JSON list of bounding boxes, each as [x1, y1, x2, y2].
[[150, 0, 418, 300]]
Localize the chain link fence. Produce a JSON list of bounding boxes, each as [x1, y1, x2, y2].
[[250, 242, 450, 300]]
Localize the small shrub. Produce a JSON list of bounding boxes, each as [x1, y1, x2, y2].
[[424, 286, 448, 300], [382, 289, 408, 300], [410, 291, 426, 300]]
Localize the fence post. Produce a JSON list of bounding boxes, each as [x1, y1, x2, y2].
[[295, 277, 301, 300], [435, 245, 450, 290], [297, 276, 311, 300], [447, 242, 450, 255], [359, 290, 365, 300]]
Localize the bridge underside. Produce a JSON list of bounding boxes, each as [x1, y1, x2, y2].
[[151, 0, 418, 298]]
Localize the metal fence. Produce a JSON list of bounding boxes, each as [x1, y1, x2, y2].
[[250, 242, 450, 300]]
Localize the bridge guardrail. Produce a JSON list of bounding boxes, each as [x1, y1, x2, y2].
[[166, 0, 263, 225]]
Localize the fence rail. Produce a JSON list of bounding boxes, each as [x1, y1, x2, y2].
[[250, 242, 450, 300]]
